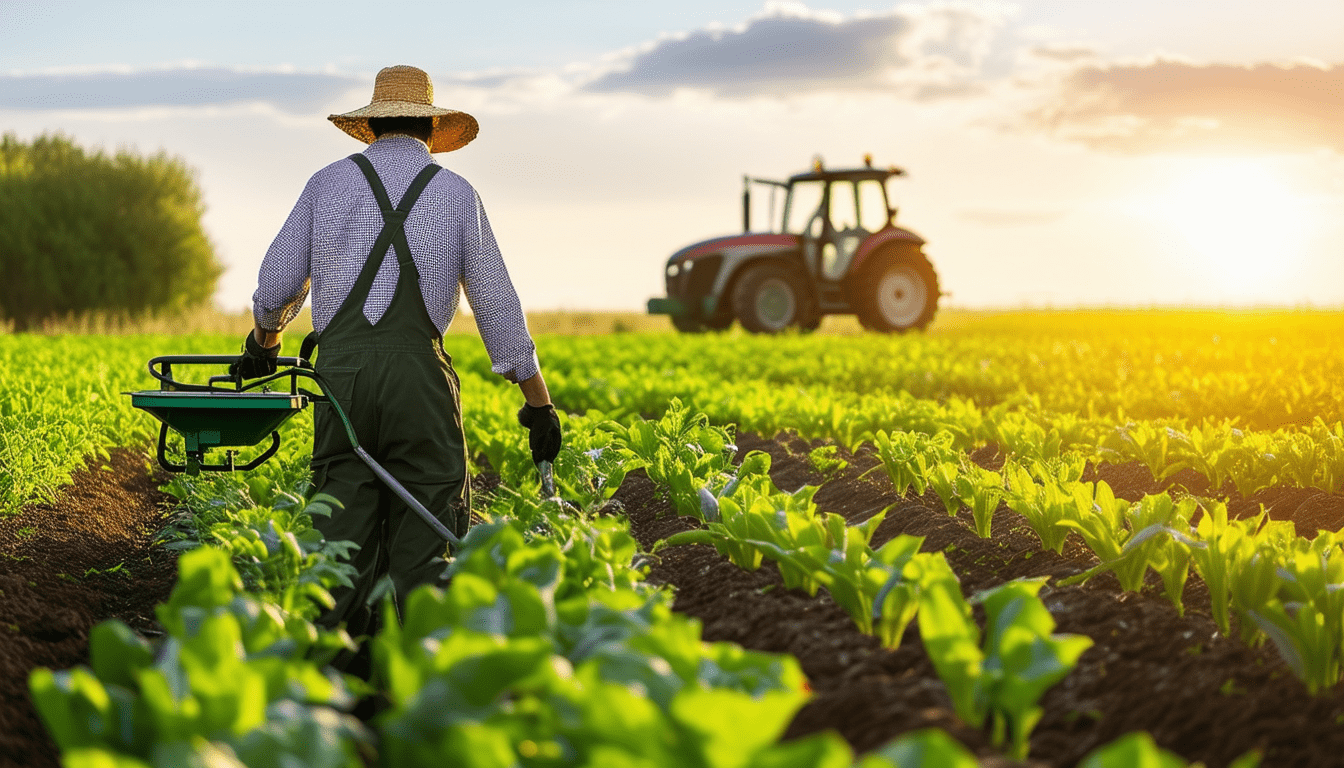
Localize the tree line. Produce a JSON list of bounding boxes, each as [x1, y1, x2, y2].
[[0, 133, 221, 330]]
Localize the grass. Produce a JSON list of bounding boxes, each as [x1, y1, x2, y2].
[[9, 303, 1343, 338], [2, 306, 674, 337]]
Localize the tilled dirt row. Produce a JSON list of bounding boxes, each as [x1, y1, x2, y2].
[[7, 435, 1344, 768], [611, 432, 1344, 767], [0, 449, 178, 768]]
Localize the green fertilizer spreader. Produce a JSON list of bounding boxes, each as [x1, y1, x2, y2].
[[126, 354, 470, 547], [129, 355, 312, 475]]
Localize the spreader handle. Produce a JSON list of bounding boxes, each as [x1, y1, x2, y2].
[[148, 355, 312, 393], [148, 355, 310, 365]]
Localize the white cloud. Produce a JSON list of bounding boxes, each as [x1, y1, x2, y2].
[[0, 65, 364, 113], [578, 2, 1011, 99], [1029, 58, 1344, 153]]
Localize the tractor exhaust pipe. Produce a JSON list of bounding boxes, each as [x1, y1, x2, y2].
[[742, 175, 750, 232]]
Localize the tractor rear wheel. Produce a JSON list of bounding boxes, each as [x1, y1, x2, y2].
[[732, 262, 817, 334], [851, 246, 939, 332]]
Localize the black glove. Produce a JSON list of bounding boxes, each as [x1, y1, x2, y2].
[[229, 331, 280, 379], [518, 403, 562, 463]]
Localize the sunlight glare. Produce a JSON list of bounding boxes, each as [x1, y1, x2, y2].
[[1154, 159, 1312, 300]]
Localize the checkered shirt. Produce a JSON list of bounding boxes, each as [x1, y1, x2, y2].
[[252, 135, 539, 382]]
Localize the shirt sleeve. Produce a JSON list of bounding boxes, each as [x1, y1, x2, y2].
[[460, 187, 540, 382], [251, 176, 315, 332]]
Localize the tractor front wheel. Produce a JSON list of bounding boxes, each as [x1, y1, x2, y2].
[[671, 315, 707, 333], [852, 247, 939, 332], [732, 263, 817, 334], [670, 309, 733, 333]]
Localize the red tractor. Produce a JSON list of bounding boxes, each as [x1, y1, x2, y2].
[[648, 156, 940, 333]]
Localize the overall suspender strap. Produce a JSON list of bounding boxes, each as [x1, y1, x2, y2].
[[303, 155, 443, 360], [349, 153, 442, 278]]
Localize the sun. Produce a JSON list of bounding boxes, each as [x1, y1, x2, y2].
[[1152, 159, 1312, 301]]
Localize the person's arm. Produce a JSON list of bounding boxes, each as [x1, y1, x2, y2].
[[517, 371, 551, 407], [459, 185, 542, 390], [251, 175, 318, 348], [252, 326, 282, 348], [456, 184, 562, 462], [231, 177, 315, 378]]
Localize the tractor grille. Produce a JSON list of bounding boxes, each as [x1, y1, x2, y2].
[[666, 266, 689, 297], [668, 255, 723, 302], [687, 256, 722, 297]]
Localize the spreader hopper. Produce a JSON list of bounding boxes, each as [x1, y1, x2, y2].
[[127, 354, 311, 474]]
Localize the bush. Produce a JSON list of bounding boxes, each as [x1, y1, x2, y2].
[[0, 133, 221, 330]]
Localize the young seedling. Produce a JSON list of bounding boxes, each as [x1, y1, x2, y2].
[[955, 465, 1003, 538], [919, 571, 1093, 761], [1003, 463, 1072, 554], [926, 461, 962, 517]]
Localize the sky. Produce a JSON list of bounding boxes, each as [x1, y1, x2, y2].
[[2, 0, 1343, 312]]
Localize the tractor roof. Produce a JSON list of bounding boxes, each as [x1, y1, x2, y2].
[[787, 166, 905, 184]]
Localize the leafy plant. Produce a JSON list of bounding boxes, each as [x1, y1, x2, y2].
[[955, 465, 1003, 538], [925, 461, 962, 517], [615, 399, 736, 519], [919, 571, 1092, 760], [873, 430, 956, 497], [1248, 537, 1344, 694], [1054, 489, 1206, 615], [1002, 463, 1073, 554], [808, 444, 850, 478], [29, 548, 366, 766]]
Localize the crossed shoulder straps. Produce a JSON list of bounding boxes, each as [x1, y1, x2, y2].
[[348, 153, 442, 222]]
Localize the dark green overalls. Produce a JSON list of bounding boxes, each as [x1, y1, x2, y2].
[[310, 153, 470, 637]]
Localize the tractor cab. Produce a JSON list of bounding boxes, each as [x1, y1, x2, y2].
[[649, 156, 939, 333], [767, 160, 903, 298]]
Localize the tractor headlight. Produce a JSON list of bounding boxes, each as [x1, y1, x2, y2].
[[667, 264, 681, 277]]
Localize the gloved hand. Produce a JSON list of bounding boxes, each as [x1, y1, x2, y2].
[[518, 403, 562, 463], [229, 331, 280, 380]]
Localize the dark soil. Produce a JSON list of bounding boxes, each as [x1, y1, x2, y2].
[[9, 435, 1344, 768], [612, 432, 1344, 767], [0, 448, 178, 768]]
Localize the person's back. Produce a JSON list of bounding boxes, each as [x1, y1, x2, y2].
[[231, 65, 562, 674]]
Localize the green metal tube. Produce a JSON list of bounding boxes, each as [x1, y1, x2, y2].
[[290, 368, 461, 548]]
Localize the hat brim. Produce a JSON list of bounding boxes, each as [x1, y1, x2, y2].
[[328, 101, 479, 153]]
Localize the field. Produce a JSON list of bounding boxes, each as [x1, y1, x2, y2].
[[3, 310, 1344, 767]]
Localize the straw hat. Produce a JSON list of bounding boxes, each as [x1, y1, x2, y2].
[[328, 65, 478, 153]]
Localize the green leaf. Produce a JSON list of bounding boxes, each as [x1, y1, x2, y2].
[[1077, 732, 1189, 768], [664, 529, 715, 548], [670, 687, 803, 768], [917, 560, 984, 727], [62, 748, 153, 768], [861, 728, 978, 768], [89, 621, 153, 690], [749, 732, 853, 768]]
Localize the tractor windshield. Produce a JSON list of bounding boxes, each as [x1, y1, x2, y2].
[[783, 180, 825, 235], [857, 178, 889, 230]]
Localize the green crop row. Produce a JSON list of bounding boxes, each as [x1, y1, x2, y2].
[[0, 335, 229, 513], [524, 314, 1344, 430], [612, 410, 1092, 761], [23, 348, 1237, 766], [867, 429, 1344, 695], [3, 322, 1340, 518], [29, 363, 988, 767], [509, 335, 1344, 498], [591, 399, 1260, 764]]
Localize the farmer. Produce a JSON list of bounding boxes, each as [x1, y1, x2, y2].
[[231, 64, 562, 643]]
